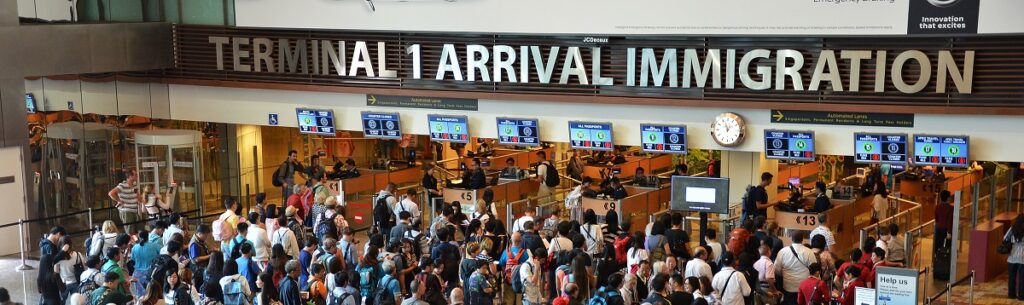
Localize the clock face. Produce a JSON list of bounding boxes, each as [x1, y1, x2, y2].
[[711, 113, 746, 147]]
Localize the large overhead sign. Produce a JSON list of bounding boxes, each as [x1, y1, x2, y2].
[[208, 37, 976, 95]]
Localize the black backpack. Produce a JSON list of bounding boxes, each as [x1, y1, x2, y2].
[[542, 162, 560, 187], [272, 162, 289, 187], [329, 290, 353, 305], [316, 212, 339, 240], [372, 195, 394, 234], [371, 277, 398, 305]]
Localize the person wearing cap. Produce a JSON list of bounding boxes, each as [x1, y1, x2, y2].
[[314, 195, 340, 235], [284, 206, 307, 251]]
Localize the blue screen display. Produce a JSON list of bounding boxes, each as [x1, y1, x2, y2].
[[25, 93, 36, 114], [496, 117, 540, 146], [361, 111, 402, 139], [854, 133, 908, 164], [428, 114, 469, 143], [568, 121, 613, 151], [913, 135, 969, 168], [295, 108, 336, 135], [764, 130, 815, 162], [640, 124, 687, 154]]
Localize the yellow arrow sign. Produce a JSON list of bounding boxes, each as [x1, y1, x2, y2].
[[772, 111, 785, 121], [368, 95, 377, 104]]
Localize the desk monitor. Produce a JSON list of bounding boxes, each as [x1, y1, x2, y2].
[[764, 130, 815, 162], [640, 124, 687, 154], [496, 117, 540, 146], [670, 176, 730, 214], [26, 93, 36, 114], [361, 111, 402, 139], [854, 133, 908, 165], [788, 177, 801, 187], [568, 121, 613, 151], [296, 108, 336, 136], [912, 135, 969, 168], [428, 114, 470, 143]]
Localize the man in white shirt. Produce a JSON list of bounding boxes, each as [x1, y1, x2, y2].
[[684, 247, 714, 282], [534, 151, 554, 197], [712, 252, 751, 305], [705, 229, 724, 264], [511, 208, 536, 233], [774, 232, 818, 305], [808, 213, 836, 253], [271, 215, 300, 259], [245, 212, 272, 268], [395, 188, 421, 223], [163, 214, 185, 245]]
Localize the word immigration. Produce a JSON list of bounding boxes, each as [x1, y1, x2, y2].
[[209, 37, 975, 94]]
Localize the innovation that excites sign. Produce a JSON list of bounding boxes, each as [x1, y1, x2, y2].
[[208, 38, 976, 95]]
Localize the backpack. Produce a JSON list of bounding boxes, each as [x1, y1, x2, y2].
[[329, 289, 354, 305], [78, 269, 100, 296], [741, 185, 755, 218], [728, 228, 751, 259], [503, 247, 526, 283], [223, 277, 246, 305], [668, 233, 689, 260], [405, 230, 428, 259], [588, 287, 621, 305], [356, 264, 378, 298], [541, 162, 560, 187], [510, 261, 531, 294], [272, 162, 288, 187], [647, 236, 667, 262], [371, 277, 397, 305], [613, 235, 632, 266], [88, 286, 113, 305], [372, 195, 394, 234], [212, 214, 236, 242], [316, 211, 339, 240], [581, 224, 604, 255]]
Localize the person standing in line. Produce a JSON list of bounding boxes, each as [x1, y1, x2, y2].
[[279, 260, 303, 305], [773, 232, 817, 305], [808, 214, 836, 253], [796, 263, 830, 305], [246, 213, 272, 269], [307, 154, 325, 187], [271, 213, 301, 261], [395, 188, 422, 224], [934, 190, 954, 253], [108, 169, 141, 233], [535, 151, 556, 198], [131, 230, 162, 297], [402, 279, 429, 305], [520, 249, 546, 305], [1004, 216, 1024, 300], [642, 274, 671, 305], [870, 183, 889, 224], [277, 150, 304, 201], [38, 226, 68, 305], [89, 272, 133, 305], [712, 252, 751, 305]]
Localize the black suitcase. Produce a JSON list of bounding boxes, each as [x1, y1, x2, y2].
[[933, 245, 951, 280]]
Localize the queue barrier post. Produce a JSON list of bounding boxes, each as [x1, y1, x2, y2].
[[88, 207, 94, 231], [969, 271, 975, 305], [945, 283, 951, 305], [15, 219, 32, 271]]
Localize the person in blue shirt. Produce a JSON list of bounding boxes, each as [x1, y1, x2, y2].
[[131, 229, 162, 297], [223, 222, 252, 261], [379, 260, 402, 302], [299, 238, 317, 290], [150, 220, 168, 249], [235, 242, 261, 289], [498, 232, 529, 271]]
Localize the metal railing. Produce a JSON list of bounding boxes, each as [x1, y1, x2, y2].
[[918, 267, 930, 304], [926, 270, 974, 305], [904, 220, 936, 269], [860, 196, 922, 249]]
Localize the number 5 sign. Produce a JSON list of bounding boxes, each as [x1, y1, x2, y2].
[[775, 211, 819, 231]]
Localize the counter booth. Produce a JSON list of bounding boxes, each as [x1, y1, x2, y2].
[[323, 165, 423, 231]]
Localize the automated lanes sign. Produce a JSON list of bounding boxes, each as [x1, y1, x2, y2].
[[367, 94, 478, 111], [771, 110, 914, 128]]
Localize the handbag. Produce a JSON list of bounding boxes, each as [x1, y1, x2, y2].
[[997, 236, 1014, 255]]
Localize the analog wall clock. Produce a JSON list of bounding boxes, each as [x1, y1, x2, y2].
[[710, 112, 747, 147]]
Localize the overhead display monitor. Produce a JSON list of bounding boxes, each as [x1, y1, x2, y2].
[[640, 124, 687, 154], [913, 135, 969, 168], [670, 176, 731, 214], [764, 130, 815, 162], [854, 133, 908, 164], [361, 111, 402, 139], [295, 108, 336, 136], [428, 114, 470, 143], [496, 117, 540, 146], [568, 121, 614, 151]]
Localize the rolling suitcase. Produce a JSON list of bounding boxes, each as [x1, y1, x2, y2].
[[933, 244, 951, 280]]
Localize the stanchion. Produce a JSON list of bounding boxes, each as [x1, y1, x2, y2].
[[88, 207, 94, 230], [944, 283, 951, 305], [969, 271, 975, 305], [15, 219, 33, 271]]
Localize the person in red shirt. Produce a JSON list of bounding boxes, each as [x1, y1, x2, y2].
[[863, 247, 900, 288], [797, 263, 830, 305], [934, 190, 954, 253], [834, 249, 870, 289], [837, 267, 866, 305], [286, 184, 308, 219]]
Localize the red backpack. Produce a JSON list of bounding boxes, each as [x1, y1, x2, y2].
[[728, 228, 751, 258], [504, 246, 526, 283], [613, 235, 632, 265]]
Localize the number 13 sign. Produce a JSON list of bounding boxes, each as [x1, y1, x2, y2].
[[775, 211, 818, 231]]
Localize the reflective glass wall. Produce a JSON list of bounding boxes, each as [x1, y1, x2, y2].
[[19, 0, 235, 25]]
